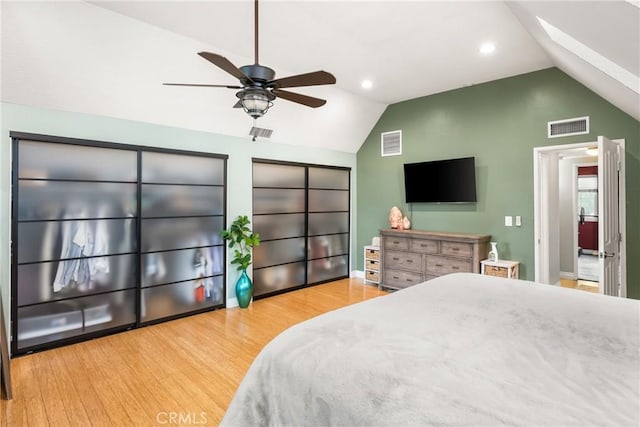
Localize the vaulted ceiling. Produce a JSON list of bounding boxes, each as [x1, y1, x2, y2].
[[2, 1, 638, 153]]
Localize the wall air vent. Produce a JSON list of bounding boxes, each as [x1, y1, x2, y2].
[[381, 130, 402, 156], [547, 116, 589, 138]]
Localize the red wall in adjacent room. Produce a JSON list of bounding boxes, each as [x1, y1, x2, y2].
[[578, 166, 598, 175], [579, 221, 598, 250]]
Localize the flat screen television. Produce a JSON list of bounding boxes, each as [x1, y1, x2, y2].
[[404, 157, 477, 203]]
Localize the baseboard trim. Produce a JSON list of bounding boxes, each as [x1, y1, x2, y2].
[[228, 272, 366, 306]]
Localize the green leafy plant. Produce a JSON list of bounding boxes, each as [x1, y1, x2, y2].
[[221, 215, 260, 271]]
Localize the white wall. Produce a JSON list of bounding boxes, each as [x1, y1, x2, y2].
[[0, 0, 386, 153]]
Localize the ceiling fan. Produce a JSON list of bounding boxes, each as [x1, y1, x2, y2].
[[164, 0, 336, 120]]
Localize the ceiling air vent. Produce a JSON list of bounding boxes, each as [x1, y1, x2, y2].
[[547, 116, 589, 138], [381, 130, 402, 156], [249, 126, 273, 141]]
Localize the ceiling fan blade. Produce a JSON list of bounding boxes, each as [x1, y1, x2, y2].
[[273, 89, 327, 108], [268, 71, 336, 89], [233, 100, 243, 108], [198, 51, 254, 83], [163, 83, 242, 89]]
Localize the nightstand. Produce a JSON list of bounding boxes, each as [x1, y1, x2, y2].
[[364, 245, 380, 286], [481, 259, 519, 279]]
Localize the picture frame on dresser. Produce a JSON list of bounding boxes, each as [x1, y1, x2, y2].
[[379, 229, 490, 291]]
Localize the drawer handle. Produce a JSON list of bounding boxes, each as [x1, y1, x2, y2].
[[392, 257, 399, 261], [451, 247, 460, 251], [406, 278, 413, 282], [406, 259, 413, 263], [452, 266, 459, 270], [393, 240, 400, 244], [435, 263, 443, 267], [392, 276, 399, 280], [420, 244, 427, 247]]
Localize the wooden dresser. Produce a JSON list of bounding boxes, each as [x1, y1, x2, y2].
[[380, 229, 490, 290]]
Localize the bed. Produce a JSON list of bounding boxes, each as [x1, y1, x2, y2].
[[221, 273, 639, 426]]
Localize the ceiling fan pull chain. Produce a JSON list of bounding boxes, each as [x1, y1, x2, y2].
[[252, 118, 257, 141]]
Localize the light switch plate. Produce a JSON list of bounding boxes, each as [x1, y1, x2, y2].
[[505, 216, 513, 227], [515, 216, 522, 226]]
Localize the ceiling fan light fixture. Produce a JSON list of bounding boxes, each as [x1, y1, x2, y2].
[[164, 0, 335, 120], [237, 89, 275, 119]]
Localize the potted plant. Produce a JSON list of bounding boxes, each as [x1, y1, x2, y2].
[[221, 215, 260, 308]]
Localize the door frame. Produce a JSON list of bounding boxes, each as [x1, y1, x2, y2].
[[533, 139, 626, 296]]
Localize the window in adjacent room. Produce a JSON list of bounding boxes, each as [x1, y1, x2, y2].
[[578, 175, 598, 219]]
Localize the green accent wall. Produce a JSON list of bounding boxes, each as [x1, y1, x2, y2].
[[356, 67, 640, 298]]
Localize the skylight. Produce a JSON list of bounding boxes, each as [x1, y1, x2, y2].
[[625, 1, 639, 9], [537, 16, 639, 94]]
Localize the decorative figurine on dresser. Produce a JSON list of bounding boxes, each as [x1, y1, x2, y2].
[[388, 206, 413, 231], [402, 216, 411, 230], [389, 206, 403, 230], [379, 229, 490, 291]]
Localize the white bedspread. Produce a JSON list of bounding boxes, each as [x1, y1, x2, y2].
[[221, 273, 640, 426]]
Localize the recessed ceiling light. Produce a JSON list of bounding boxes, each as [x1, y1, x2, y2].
[[479, 43, 496, 54], [361, 80, 373, 89]]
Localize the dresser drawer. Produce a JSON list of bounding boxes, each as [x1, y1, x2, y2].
[[425, 255, 472, 276], [380, 229, 490, 290], [384, 237, 409, 251], [441, 241, 473, 258], [384, 250, 422, 272], [383, 269, 423, 289], [410, 239, 439, 254], [366, 259, 380, 272]]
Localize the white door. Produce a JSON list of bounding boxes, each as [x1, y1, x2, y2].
[[534, 150, 561, 285], [598, 136, 620, 296]]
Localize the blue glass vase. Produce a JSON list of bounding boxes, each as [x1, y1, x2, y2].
[[235, 269, 253, 308]]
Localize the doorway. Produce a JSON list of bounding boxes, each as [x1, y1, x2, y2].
[[533, 137, 627, 297], [575, 163, 599, 291]]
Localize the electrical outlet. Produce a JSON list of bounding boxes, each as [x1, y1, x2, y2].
[[515, 216, 522, 227], [505, 216, 513, 227]]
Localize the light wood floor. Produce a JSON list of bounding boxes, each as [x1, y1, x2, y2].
[[560, 278, 600, 293], [0, 279, 386, 426]]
